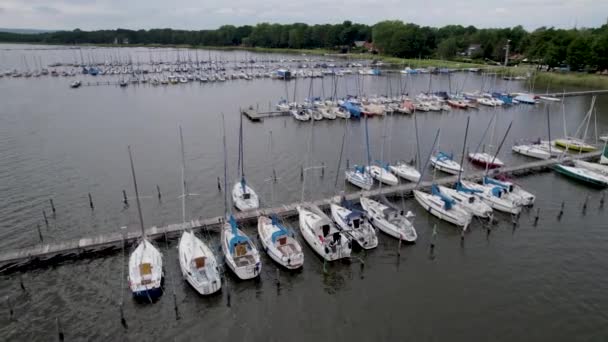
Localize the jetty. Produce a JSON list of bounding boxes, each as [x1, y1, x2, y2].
[[0, 150, 602, 273]]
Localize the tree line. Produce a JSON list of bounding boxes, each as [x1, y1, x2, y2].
[[1, 20, 607, 71]]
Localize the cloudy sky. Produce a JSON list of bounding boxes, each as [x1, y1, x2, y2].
[[0, 0, 606, 30]]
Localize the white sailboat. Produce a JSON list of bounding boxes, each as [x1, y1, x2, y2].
[[221, 215, 262, 279], [458, 181, 522, 214], [430, 152, 463, 175], [232, 113, 259, 211], [482, 176, 536, 206], [367, 162, 399, 186], [297, 204, 352, 261], [257, 216, 304, 269], [359, 196, 417, 242], [330, 199, 378, 250], [414, 186, 472, 229], [437, 185, 493, 219], [176, 127, 221, 295], [389, 162, 421, 182], [126, 146, 163, 301]]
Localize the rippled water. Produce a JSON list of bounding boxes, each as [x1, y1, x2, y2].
[[1, 44, 608, 341]]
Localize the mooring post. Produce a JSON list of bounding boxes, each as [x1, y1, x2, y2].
[[56, 317, 64, 342], [217, 177, 222, 192], [582, 195, 588, 215], [600, 192, 605, 208], [156, 185, 162, 201], [19, 275, 25, 292], [534, 208, 540, 226], [173, 293, 180, 321], [36, 223, 43, 243], [346, 159, 350, 169], [558, 201, 564, 220], [7, 297, 13, 320], [275, 267, 281, 291], [122, 190, 128, 206], [272, 169, 277, 183], [49, 199, 56, 214], [43, 210, 49, 226], [321, 162, 325, 177], [119, 304, 128, 329], [300, 165, 304, 181], [88, 193, 94, 210], [397, 235, 402, 256]]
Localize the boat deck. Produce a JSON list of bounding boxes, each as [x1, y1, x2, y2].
[[0, 151, 601, 273]]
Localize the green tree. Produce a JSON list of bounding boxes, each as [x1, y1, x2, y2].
[[566, 35, 591, 70]]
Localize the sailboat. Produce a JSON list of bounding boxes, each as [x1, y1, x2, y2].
[[257, 132, 304, 269], [330, 197, 378, 250], [359, 196, 417, 242], [457, 180, 522, 214], [345, 116, 374, 190], [390, 112, 421, 182], [414, 185, 472, 229], [126, 146, 163, 301], [468, 114, 505, 169], [553, 97, 598, 153], [176, 127, 221, 295], [232, 113, 260, 211], [297, 203, 352, 261], [368, 161, 399, 186], [572, 141, 608, 175], [430, 151, 463, 175], [481, 176, 535, 206], [220, 116, 261, 280]]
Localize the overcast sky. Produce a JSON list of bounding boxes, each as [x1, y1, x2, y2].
[[1, 0, 606, 31]]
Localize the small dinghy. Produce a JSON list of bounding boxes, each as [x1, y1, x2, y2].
[[468, 152, 504, 169], [297, 204, 351, 261], [431, 151, 463, 175], [257, 215, 304, 269], [413, 186, 472, 229], [330, 200, 378, 250], [483, 176, 535, 206], [553, 164, 608, 188], [232, 179, 259, 211], [458, 181, 522, 214], [221, 215, 261, 280], [345, 165, 374, 190], [359, 196, 417, 242], [389, 161, 421, 182], [178, 230, 222, 295], [438, 185, 493, 219], [367, 161, 399, 186]]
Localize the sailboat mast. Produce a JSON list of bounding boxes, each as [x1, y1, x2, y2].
[[457, 117, 471, 183], [179, 126, 187, 223], [486, 121, 513, 176], [547, 107, 552, 156], [414, 113, 421, 171], [221, 114, 229, 216], [127, 146, 147, 239]]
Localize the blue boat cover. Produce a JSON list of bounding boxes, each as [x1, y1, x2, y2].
[[341, 101, 361, 118], [436, 151, 453, 161], [431, 184, 455, 210], [374, 160, 390, 171], [491, 187, 503, 198], [228, 215, 249, 255], [270, 215, 289, 244], [355, 165, 366, 174]]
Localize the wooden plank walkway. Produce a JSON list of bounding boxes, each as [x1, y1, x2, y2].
[[0, 150, 601, 272]]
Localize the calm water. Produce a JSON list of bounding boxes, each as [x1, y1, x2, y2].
[[1, 44, 608, 341]]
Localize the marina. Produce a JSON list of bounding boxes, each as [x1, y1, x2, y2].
[[2, 43, 608, 341]]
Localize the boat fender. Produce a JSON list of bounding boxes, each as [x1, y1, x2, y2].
[[287, 258, 291, 265], [324, 246, 330, 254]]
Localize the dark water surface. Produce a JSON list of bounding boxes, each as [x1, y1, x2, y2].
[[1, 44, 608, 341]]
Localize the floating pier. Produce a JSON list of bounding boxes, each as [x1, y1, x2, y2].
[[0, 150, 602, 273]]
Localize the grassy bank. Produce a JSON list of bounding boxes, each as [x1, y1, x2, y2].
[[532, 72, 608, 89]]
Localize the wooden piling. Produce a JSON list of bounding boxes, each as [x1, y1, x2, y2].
[[156, 185, 162, 201], [122, 190, 128, 206], [88, 193, 94, 210], [49, 199, 56, 214], [43, 210, 49, 226]]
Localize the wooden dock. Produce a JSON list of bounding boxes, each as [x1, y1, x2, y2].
[[241, 107, 288, 122], [0, 151, 602, 273]]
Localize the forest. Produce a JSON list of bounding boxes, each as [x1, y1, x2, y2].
[[1, 21, 607, 71]]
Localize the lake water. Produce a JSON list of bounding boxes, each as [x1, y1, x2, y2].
[[1, 44, 607, 341]]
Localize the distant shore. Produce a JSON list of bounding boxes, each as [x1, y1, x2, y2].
[[2, 41, 607, 89]]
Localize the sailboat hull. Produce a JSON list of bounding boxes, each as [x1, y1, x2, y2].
[[413, 190, 471, 229], [553, 164, 608, 188]]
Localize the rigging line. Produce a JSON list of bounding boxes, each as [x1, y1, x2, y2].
[[471, 114, 495, 156], [334, 118, 349, 188], [486, 120, 514, 177], [457, 116, 471, 184], [415, 128, 441, 189]]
